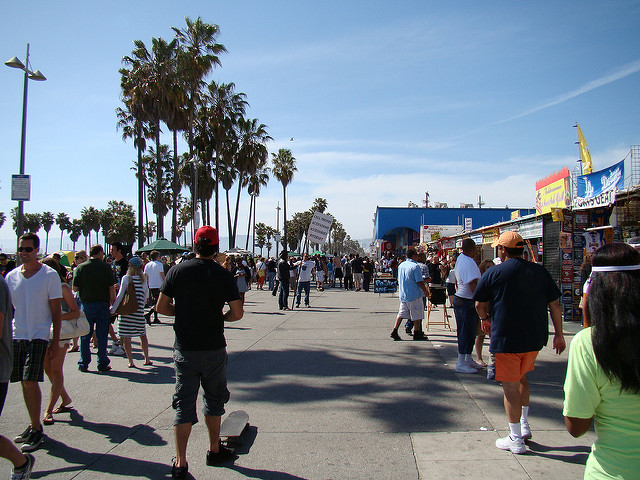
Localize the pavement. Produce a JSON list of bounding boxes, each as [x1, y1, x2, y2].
[[0, 285, 595, 479]]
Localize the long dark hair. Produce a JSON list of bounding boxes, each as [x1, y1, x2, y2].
[[588, 243, 640, 394]]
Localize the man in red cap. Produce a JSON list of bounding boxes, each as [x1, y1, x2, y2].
[[156, 226, 244, 478], [473, 231, 565, 454]]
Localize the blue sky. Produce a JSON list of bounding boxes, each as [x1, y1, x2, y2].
[[1, 1, 639, 252]]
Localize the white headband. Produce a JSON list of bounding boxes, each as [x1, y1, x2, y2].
[[591, 265, 640, 272]]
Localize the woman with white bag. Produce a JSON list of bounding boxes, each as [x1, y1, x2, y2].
[[42, 258, 82, 425]]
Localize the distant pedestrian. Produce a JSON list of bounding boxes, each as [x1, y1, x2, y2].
[[156, 226, 243, 478], [6, 233, 62, 453], [143, 251, 164, 324], [295, 253, 315, 307], [474, 232, 565, 454], [0, 253, 16, 278]]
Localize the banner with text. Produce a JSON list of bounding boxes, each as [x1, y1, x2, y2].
[[307, 212, 334, 245], [535, 167, 571, 215], [576, 160, 624, 199]]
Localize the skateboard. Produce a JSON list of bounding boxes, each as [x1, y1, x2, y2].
[[219, 410, 249, 448]]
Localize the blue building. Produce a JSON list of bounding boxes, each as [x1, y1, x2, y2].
[[374, 206, 536, 254]]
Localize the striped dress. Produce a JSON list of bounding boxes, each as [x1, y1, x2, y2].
[[117, 274, 148, 337]]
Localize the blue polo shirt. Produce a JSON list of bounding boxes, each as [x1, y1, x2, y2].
[[398, 258, 424, 302]]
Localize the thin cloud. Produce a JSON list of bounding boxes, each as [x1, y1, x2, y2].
[[496, 59, 640, 124]]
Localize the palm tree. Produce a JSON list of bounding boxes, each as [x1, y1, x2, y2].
[[271, 148, 297, 251], [23, 213, 41, 235], [233, 118, 271, 247], [41, 211, 54, 254], [172, 17, 227, 157], [244, 157, 271, 251], [143, 144, 173, 236], [80, 207, 101, 246], [122, 37, 179, 240], [69, 220, 83, 251], [195, 81, 247, 230], [56, 213, 72, 250], [0, 212, 5, 230]]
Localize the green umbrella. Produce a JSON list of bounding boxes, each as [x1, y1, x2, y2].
[[135, 238, 190, 256]]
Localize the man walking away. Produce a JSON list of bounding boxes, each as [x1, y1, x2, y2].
[[6, 233, 62, 453], [295, 253, 315, 307], [453, 239, 482, 374], [73, 245, 115, 373], [474, 231, 565, 454], [390, 248, 430, 341], [156, 226, 243, 479], [144, 251, 165, 324]]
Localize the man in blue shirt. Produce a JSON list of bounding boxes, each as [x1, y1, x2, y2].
[[390, 249, 430, 341]]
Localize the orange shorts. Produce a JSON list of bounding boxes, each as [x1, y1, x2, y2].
[[494, 351, 538, 383]]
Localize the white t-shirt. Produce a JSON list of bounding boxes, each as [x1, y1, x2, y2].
[[297, 260, 316, 282], [454, 253, 481, 299], [6, 264, 63, 341], [144, 260, 165, 289]]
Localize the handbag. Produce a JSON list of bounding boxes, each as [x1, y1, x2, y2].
[[115, 278, 139, 316], [51, 312, 90, 340]]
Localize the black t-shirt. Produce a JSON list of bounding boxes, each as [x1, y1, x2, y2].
[[473, 257, 561, 354], [267, 259, 276, 273], [351, 257, 363, 273], [427, 262, 442, 284], [0, 260, 16, 277], [160, 258, 240, 351], [277, 259, 293, 281], [113, 257, 128, 284]]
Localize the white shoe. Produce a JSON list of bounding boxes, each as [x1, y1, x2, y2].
[[467, 359, 484, 369], [108, 344, 119, 355], [114, 346, 126, 356], [496, 435, 526, 454], [455, 363, 478, 374], [521, 421, 532, 440]]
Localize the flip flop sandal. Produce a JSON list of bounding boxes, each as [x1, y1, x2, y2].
[[52, 405, 74, 414]]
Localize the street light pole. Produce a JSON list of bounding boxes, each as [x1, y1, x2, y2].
[[5, 44, 46, 256], [275, 201, 281, 257]]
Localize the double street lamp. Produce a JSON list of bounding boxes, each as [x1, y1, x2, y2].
[[5, 43, 46, 251]]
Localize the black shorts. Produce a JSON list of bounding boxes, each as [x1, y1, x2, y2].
[[335, 268, 343, 279], [11, 339, 49, 383]]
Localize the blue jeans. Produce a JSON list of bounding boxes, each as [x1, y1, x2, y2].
[[278, 280, 289, 309], [79, 301, 111, 369], [267, 271, 276, 290], [453, 296, 477, 355], [296, 281, 311, 306]]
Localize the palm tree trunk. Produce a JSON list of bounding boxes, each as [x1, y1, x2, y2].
[[214, 155, 220, 232], [245, 194, 253, 250], [225, 189, 233, 247], [232, 178, 243, 246], [155, 120, 163, 239], [283, 186, 288, 251], [171, 130, 179, 242], [137, 125, 145, 249]]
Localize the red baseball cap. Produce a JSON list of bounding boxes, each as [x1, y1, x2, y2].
[[195, 226, 219, 245]]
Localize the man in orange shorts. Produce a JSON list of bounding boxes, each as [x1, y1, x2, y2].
[[473, 232, 565, 454]]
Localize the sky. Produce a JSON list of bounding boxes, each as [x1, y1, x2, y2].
[[1, 1, 639, 253]]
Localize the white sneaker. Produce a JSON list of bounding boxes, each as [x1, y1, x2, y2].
[[108, 344, 119, 355], [521, 421, 532, 440], [496, 435, 526, 454], [114, 346, 126, 356], [467, 359, 484, 369], [455, 363, 478, 374]]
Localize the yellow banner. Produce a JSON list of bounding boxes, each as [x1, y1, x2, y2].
[[576, 124, 593, 175], [535, 168, 571, 215]]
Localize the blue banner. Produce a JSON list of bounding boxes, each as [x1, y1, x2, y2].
[[576, 160, 624, 199]]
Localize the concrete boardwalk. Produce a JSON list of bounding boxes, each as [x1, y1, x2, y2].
[[1, 286, 595, 479]]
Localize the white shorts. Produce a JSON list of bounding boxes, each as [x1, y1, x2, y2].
[[316, 271, 325, 282], [398, 298, 424, 321]]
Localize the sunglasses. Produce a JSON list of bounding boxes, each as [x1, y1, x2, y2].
[[18, 246, 35, 252]]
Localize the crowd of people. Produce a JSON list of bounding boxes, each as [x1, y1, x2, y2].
[[1, 228, 639, 478]]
